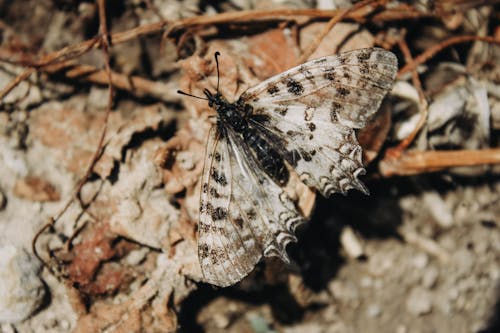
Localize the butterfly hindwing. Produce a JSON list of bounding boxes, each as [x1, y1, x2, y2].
[[198, 125, 304, 287], [249, 111, 367, 196]]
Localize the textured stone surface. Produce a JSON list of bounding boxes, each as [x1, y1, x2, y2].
[[0, 245, 45, 323]]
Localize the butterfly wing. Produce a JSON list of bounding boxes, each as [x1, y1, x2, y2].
[[240, 48, 397, 196], [198, 125, 304, 287]]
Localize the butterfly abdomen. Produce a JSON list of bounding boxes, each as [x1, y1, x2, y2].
[[242, 126, 289, 185]]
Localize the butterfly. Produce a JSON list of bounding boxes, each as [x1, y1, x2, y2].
[[178, 48, 398, 287]]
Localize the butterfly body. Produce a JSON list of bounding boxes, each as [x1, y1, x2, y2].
[[189, 48, 398, 287], [205, 89, 289, 185]]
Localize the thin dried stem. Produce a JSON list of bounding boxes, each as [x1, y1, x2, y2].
[[393, 31, 429, 151], [379, 149, 500, 176], [32, 0, 116, 275], [398, 35, 500, 76], [1, 5, 428, 102], [298, 0, 387, 63]]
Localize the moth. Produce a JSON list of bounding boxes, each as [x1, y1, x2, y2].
[[178, 48, 397, 287]]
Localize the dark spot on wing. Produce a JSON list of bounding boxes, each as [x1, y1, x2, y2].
[[337, 87, 350, 97], [304, 69, 315, 83], [376, 51, 387, 61], [200, 202, 214, 214], [210, 249, 219, 264], [285, 78, 304, 96], [233, 217, 244, 229], [267, 85, 279, 95], [343, 72, 351, 80], [274, 107, 288, 116], [357, 50, 371, 61], [214, 152, 221, 162], [246, 209, 257, 220], [211, 168, 228, 186], [199, 222, 210, 233], [300, 149, 313, 162], [308, 122, 316, 131], [324, 72, 336, 81], [331, 102, 341, 122], [202, 183, 208, 193], [211, 207, 228, 220], [209, 187, 221, 198], [199, 244, 209, 257], [314, 58, 327, 64]]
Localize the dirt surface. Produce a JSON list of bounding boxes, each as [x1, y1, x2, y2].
[[1, 1, 500, 333]]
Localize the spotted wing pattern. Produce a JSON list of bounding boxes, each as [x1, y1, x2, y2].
[[241, 48, 397, 196], [198, 125, 304, 287]]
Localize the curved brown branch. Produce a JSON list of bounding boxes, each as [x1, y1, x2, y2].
[[398, 35, 500, 76], [379, 149, 500, 177]]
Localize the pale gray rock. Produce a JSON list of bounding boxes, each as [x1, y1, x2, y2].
[[0, 245, 46, 324], [406, 287, 433, 316]]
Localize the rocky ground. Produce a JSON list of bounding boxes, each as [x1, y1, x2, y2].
[[0, 1, 499, 333]]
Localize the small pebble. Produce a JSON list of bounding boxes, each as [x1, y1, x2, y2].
[[213, 312, 230, 329], [395, 325, 407, 333], [406, 287, 433, 316], [328, 280, 359, 303], [489, 265, 500, 280], [60, 318, 71, 330], [448, 287, 459, 301], [359, 276, 373, 288], [412, 253, 429, 269], [366, 304, 381, 318], [422, 266, 439, 289], [422, 191, 454, 228], [340, 226, 364, 259], [0, 245, 46, 323], [177, 151, 196, 171]]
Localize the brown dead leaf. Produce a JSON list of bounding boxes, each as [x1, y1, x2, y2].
[[358, 106, 392, 164], [246, 28, 299, 78], [65, 223, 118, 287], [301, 22, 375, 59], [13, 176, 60, 201], [29, 100, 174, 179]]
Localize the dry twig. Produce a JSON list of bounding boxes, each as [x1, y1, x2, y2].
[[32, 0, 116, 275]]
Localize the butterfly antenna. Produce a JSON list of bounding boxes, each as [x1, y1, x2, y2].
[[214, 51, 221, 93], [177, 90, 208, 100]]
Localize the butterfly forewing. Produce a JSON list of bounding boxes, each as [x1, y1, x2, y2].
[[199, 125, 304, 287], [240, 48, 397, 196], [242, 48, 398, 128]]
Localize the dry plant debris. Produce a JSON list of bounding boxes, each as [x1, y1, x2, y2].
[[1, 1, 500, 333]]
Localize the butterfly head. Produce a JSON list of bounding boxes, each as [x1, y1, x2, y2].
[[177, 52, 227, 110], [203, 88, 227, 109]]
